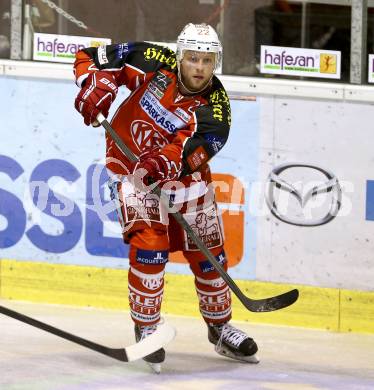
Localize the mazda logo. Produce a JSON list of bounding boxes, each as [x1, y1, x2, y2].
[[265, 163, 342, 226]]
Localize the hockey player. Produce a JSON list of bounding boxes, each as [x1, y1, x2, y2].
[[73, 23, 258, 371]]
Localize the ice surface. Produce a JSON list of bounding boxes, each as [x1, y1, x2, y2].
[[1, 300, 373, 390]]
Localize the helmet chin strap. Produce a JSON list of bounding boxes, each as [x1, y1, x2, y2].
[[177, 72, 213, 96]]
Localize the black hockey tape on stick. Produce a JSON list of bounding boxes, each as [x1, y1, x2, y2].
[[0, 305, 176, 362], [96, 113, 299, 312]]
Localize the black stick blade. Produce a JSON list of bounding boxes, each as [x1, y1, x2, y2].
[[0, 305, 129, 361], [244, 289, 299, 312]]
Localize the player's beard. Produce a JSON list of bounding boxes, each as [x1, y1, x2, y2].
[[178, 72, 213, 95]]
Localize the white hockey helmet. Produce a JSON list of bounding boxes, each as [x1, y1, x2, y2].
[[176, 23, 222, 71]]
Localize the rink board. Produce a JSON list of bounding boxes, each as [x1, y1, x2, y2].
[[1, 259, 373, 334], [1, 72, 374, 333]]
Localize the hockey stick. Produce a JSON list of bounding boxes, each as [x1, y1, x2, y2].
[[97, 113, 299, 312], [0, 305, 175, 362]]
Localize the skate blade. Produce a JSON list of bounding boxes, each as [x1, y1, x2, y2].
[[147, 362, 162, 374], [216, 346, 260, 364], [240, 353, 260, 364]]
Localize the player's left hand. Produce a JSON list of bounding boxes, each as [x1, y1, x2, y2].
[[133, 150, 180, 186]]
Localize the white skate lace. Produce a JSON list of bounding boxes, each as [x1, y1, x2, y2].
[[138, 318, 165, 341], [139, 324, 158, 341], [216, 324, 248, 350]]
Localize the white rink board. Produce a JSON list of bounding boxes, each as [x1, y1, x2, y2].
[[1, 69, 374, 291], [256, 96, 374, 291]]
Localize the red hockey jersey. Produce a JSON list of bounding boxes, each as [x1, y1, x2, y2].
[[74, 42, 231, 179]]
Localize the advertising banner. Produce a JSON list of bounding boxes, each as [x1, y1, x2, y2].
[[260, 45, 341, 79], [33, 33, 111, 63], [368, 54, 374, 83]]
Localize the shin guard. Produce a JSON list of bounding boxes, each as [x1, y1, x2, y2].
[[185, 247, 232, 325]]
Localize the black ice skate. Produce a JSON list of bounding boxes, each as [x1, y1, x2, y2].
[[208, 322, 259, 363], [135, 323, 166, 373]]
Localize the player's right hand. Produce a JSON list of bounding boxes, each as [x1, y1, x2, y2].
[[75, 71, 118, 126]]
